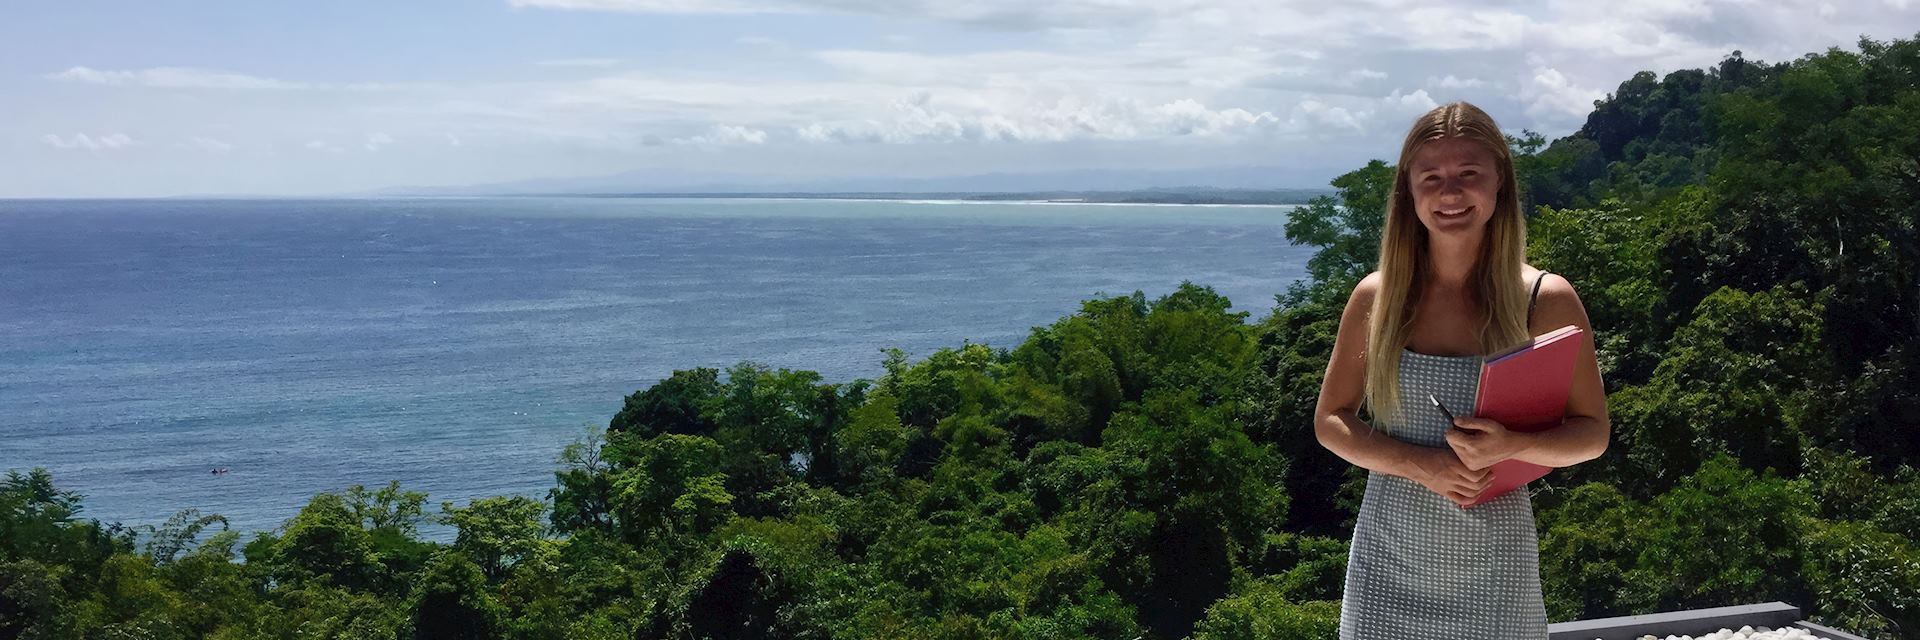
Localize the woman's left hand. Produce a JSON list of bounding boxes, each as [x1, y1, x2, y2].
[[1444, 417, 1529, 471]]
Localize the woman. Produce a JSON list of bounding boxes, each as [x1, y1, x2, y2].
[[1312, 101, 1611, 639]]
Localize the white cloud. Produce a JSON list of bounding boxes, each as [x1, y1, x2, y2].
[[507, 0, 1173, 30], [793, 91, 1296, 144], [1146, 99, 1283, 138], [46, 65, 425, 91], [188, 137, 235, 153], [1384, 88, 1438, 114], [365, 132, 395, 151], [446, 133, 464, 146], [305, 139, 345, 153], [535, 58, 622, 67], [48, 66, 309, 90], [1291, 100, 1361, 132], [1379, 7, 1534, 51], [42, 133, 136, 150], [1521, 67, 1605, 124], [675, 125, 769, 145], [1541, 18, 1724, 61], [1430, 75, 1488, 89]]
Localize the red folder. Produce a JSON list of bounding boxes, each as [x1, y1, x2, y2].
[[1461, 324, 1582, 508]]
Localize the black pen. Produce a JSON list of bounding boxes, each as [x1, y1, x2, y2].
[[1429, 393, 1462, 429]]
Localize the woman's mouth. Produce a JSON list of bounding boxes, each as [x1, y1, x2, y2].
[[1436, 205, 1474, 219]]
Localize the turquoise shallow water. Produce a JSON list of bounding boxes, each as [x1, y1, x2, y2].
[[0, 196, 1310, 540]]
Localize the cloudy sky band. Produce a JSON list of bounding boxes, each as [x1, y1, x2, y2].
[[4, 0, 1911, 196]]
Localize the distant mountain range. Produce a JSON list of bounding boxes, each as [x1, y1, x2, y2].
[[368, 166, 1341, 201]]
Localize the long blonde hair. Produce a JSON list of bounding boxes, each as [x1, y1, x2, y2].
[[1362, 101, 1531, 430]]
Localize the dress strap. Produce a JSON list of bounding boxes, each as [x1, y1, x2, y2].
[[1527, 271, 1548, 325]]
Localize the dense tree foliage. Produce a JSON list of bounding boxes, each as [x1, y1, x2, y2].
[[5, 33, 1919, 639]]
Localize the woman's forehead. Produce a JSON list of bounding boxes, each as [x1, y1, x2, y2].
[[1411, 137, 1494, 170]]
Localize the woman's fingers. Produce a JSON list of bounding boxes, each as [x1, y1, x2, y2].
[[1442, 454, 1491, 482], [1447, 482, 1484, 504], [1443, 463, 1489, 478], [1430, 457, 1495, 506]]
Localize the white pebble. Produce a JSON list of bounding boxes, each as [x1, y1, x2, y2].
[[1615, 626, 1829, 640]]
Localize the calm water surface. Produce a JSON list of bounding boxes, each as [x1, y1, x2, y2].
[[0, 197, 1311, 539]]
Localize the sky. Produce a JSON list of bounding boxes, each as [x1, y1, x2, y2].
[[1, 0, 1914, 197]]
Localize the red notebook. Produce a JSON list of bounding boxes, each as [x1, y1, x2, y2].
[[1461, 324, 1582, 508]]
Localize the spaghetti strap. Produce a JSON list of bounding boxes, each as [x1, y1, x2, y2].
[[1526, 271, 1548, 324]]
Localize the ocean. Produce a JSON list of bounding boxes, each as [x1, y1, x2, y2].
[[0, 196, 1311, 541]]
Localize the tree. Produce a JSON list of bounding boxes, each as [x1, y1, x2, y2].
[[1191, 579, 1339, 640], [1280, 160, 1394, 292], [1525, 196, 1668, 387], [1142, 282, 1255, 407], [142, 508, 229, 566], [832, 392, 911, 489], [609, 367, 722, 438], [682, 548, 784, 640], [271, 493, 381, 592], [439, 496, 546, 582], [1600, 283, 1831, 497], [707, 362, 831, 519], [1241, 159, 1399, 538], [410, 551, 504, 640], [1538, 456, 1820, 621], [550, 425, 615, 534], [1800, 519, 1920, 639], [608, 434, 735, 546], [344, 481, 428, 537]]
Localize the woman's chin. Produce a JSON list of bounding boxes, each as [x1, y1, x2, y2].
[[1425, 216, 1484, 234]]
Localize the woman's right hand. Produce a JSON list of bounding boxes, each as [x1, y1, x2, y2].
[[1408, 447, 1493, 507]]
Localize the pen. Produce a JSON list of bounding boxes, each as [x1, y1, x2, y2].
[[1429, 393, 1461, 428]]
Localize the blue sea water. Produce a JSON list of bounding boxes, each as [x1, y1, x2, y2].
[[0, 196, 1311, 541]]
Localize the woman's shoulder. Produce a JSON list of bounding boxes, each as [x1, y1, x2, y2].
[[1523, 264, 1577, 299], [1350, 271, 1383, 306], [1523, 265, 1588, 332]]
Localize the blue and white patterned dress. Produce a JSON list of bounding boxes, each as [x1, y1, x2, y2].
[[1337, 347, 1550, 640]]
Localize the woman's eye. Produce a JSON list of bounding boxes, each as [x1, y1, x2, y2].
[[1460, 171, 1477, 178]]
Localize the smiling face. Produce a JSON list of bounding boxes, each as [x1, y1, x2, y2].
[[1407, 137, 1502, 238]]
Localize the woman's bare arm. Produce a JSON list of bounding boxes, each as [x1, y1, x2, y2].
[[1314, 273, 1435, 480], [1509, 273, 1611, 467]]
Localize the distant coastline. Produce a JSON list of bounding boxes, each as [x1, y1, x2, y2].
[[4, 189, 1329, 205], [492, 188, 1329, 206]]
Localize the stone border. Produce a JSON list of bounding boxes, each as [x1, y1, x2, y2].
[[1546, 602, 1869, 640], [1791, 619, 1873, 640]]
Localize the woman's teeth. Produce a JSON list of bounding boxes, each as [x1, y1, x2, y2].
[[1438, 206, 1472, 217]]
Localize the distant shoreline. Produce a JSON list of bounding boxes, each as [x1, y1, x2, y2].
[[496, 189, 1327, 206], [589, 195, 1305, 208], [2, 189, 1328, 206]]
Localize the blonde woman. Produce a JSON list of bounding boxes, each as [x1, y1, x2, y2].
[[1312, 101, 1611, 639]]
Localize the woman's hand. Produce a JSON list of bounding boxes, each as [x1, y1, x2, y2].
[[1444, 417, 1529, 471], [1408, 447, 1492, 508]]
